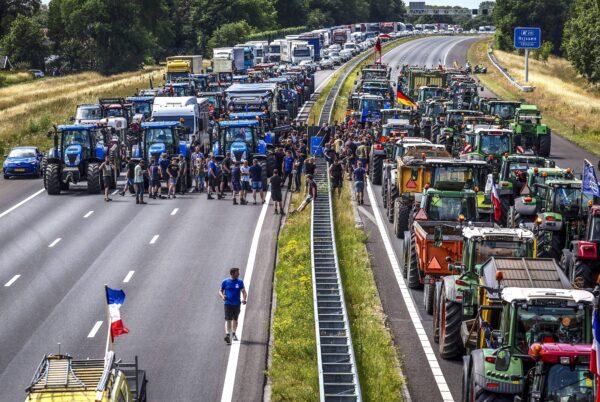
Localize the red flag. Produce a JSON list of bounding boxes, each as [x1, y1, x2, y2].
[[375, 37, 381, 54]]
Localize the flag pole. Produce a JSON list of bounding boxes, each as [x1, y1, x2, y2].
[[104, 284, 113, 355]]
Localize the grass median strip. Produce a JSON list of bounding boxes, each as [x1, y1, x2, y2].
[[468, 38, 600, 156], [268, 186, 319, 401], [332, 184, 404, 402]]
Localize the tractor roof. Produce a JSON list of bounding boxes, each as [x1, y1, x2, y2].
[[528, 343, 591, 363], [394, 138, 432, 145], [502, 287, 593, 304], [474, 128, 513, 135], [519, 104, 540, 112], [462, 226, 534, 240], [57, 124, 98, 131], [545, 178, 582, 186], [229, 111, 267, 119], [218, 119, 260, 128], [425, 188, 475, 196], [126, 96, 154, 102], [481, 258, 570, 291], [385, 118, 412, 126], [141, 121, 180, 129]]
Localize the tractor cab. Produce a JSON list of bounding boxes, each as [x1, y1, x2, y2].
[[487, 100, 521, 122], [74, 104, 102, 124], [229, 111, 271, 135], [420, 188, 479, 222], [356, 94, 385, 123], [498, 155, 555, 197], [417, 86, 445, 105], [215, 119, 266, 162], [422, 99, 446, 122], [136, 121, 188, 162], [126, 96, 155, 120], [462, 128, 513, 165], [380, 109, 414, 125], [510, 104, 551, 157]]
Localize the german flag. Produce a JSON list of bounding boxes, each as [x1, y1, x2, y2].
[[396, 84, 416, 108]]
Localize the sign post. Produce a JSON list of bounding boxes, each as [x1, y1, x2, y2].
[[514, 27, 541, 83]]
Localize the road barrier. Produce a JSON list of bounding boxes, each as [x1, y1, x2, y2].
[[487, 47, 533, 92], [311, 158, 362, 401]]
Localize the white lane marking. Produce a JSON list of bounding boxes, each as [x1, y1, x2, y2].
[[48, 238, 62, 248], [170, 208, 179, 216], [357, 206, 377, 225], [83, 210, 94, 218], [220, 191, 272, 402], [123, 271, 135, 283], [111, 189, 119, 195], [366, 179, 454, 402], [87, 321, 103, 338], [0, 188, 45, 219], [443, 36, 472, 68], [4, 274, 21, 287], [149, 234, 159, 244]]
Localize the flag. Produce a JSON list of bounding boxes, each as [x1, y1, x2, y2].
[[583, 159, 600, 197], [375, 37, 381, 54], [591, 306, 600, 396], [105, 286, 129, 339], [396, 84, 416, 108], [486, 174, 502, 221]]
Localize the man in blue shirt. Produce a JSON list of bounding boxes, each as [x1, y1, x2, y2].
[[353, 161, 367, 205], [249, 159, 265, 205], [207, 155, 224, 200], [219, 267, 247, 345]]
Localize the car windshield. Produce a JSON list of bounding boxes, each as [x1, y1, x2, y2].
[[490, 103, 518, 119], [76, 107, 101, 120], [133, 102, 151, 115], [544, 363, 593, 402], [426, 195, 476, 221], [146, 128, 174, 144], [552, 186, 592, 211], [480, 134, 510, 155], [362, 71, 386, 80], [9, 149, 36, 158], [433, 166, 475, 186], [515, 305, 585, 352], [474, 240, 529, 264], [419, 88, 444, 102], [105, 108, 124, 118], [225, 126, 254, 144], [63, 130, 89, 146]]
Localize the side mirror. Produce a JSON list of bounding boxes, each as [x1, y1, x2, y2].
[[69, 116, 75, 122], [495, 349, 511, 372]]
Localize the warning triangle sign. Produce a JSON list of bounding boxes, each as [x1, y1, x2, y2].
[[415, 208, 427, 221], [406, 179, 417, 189], [520, 182, 531, 195], [428, 256, 442, 270]]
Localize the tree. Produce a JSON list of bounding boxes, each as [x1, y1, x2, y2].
[[1, 14, 47, 69], [275, 0, 307, 27], [493, 0, 570, 55], [307, 8, 331, 29], [0, 0, 41, 37], [207, 20, 252, 51], [563, 0, 600, 83]]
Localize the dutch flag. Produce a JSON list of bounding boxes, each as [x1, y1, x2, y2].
[[105, 286, 129, 339]]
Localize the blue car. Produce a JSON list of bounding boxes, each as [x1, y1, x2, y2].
[[3, 146, 43, 179]]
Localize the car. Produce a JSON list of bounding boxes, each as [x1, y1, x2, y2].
[[330, 55, 341, 66], [339, 49, 353, 61], [319, 57, 334, 70], [3, 146, 43, 179], [28, 69, 44, 78], [299, 60, 317, 72]]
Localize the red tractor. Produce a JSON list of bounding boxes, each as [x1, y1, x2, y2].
[[561, 204, 600, 289]]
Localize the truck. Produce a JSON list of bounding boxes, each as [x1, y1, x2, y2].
[[244, 41, 268, 64], [332, 28, 351, 45], [166, 55, 203, 81], [379, 21, 397, 34], [24, 351, 146, 402], [399, 67, 447, 99], [233, 45, 255, 71], [267, 39, 285, 63], [298, 32, 323, 61], [213, 47, 234, 73], [151, 96, 210, 147], [290, 40, 314, 64]]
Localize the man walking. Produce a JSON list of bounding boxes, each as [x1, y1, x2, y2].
[[329, 158, 344, 198], [240, 160, 250, 205], [270, 169, 283, 214], [120, 156, 136, 196], [134, 159, 147, 204], [296, 173, 317, 212], [353, 161, 367, 205], [219, 267, 247, 345], [249, 159, 265, 204], [148, 157, 161, 199], [178, 154, 188, 195], [99, 156, 115, 202]]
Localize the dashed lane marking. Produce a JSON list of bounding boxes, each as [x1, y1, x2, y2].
[[87, 321, 103, 338], [170, 208, 179, 216], [149, 234, 159, 244], [123, 271, 135, 283], [4, 275, 21, 287], [48, 238, 62, 248], [83, 210, 94, 218], [366, 179, 454, 402]]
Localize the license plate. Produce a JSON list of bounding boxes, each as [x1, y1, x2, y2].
[[14, 168, 26, 172]]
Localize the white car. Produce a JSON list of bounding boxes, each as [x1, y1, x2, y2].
[[28, 69, 44, 78], [319, 58, 334, 70], [339, 49, 353, 61]]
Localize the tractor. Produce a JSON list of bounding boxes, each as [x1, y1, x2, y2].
[[461, 128, 514, 172], [44, 124, 116, 195], [461, 281, 593, 402], [561, 205, 600, 289], [481, 100, 521, 123], [510, 104, 551, 157], [434, 226, 536, 359], [213, 119, 274, 188], [353, 94, 385, 124]]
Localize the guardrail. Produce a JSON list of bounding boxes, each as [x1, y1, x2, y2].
[[487, 47, 533, 92], [311, 158, 362, 402]]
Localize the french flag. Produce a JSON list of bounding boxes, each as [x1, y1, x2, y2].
[[591, 306, 600, 402], [105, 286, 129, 339]]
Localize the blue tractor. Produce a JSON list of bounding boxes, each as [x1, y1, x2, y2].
[[44, 124, 114, 195], [213, 119, 275, 188]]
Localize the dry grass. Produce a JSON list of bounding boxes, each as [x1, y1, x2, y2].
[[468, 39, 600, 155], [0, 71, 34, 86], [0, 67, 164, 157]]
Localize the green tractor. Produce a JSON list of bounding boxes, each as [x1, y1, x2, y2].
[[510, 104, 551, 157], [461, 128, 514, 169], [485, 100, 521, 124], [434, 226, 536, 359]]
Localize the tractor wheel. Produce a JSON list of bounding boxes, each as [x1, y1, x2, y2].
[[539, 132, 551, 157], [3, 174, 8, 180], [370, 155, 383, 185], [387, 185, 399, 222], [407, 232, 422, 289], [87, 163, 101, 194], [433, 282, 442, 343], [60, 180, 70, 191], [46, 163, 61, 195], [393, 199, 402, 237], [536, 230, 563, 260], [574, 260, 597, 289], [259, 159, 268, 190], [439, 285, 464, 359], [395, 200, 411, 239], [424, 281, 434, 315], [381, 177, 388, 206], [41, 156, 48, 189]]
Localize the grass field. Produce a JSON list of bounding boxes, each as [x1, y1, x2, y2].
[[0, 71, 34, 87], [332, 184, 404, 401], [0, 67, 163, 158], [468, 39, 600, 156]]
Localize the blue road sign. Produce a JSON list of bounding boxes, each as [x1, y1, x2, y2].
[[514, 27, 541, 49]]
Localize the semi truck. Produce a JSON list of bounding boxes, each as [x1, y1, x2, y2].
[[212, 47, 248, 73], [298, 32, 323, 60], [290, 41, 314, 64], [165, 55, 202, 81], [332, 28, 351, 45]]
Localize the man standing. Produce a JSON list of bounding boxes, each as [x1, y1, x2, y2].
[[134, 159, 147, 204], [231, 161, 241, 205], [120, 156, 136, 196], [353, 161, 367, 205], [270, 169, 283, 214], [177, 154, 188, 195], [240, 160, 250, 205], [220, 152, 233, 196], [219, 267, 247, 345], [283, 150, 294, 190], [249, 159, 265, 204], [329, 158, 344, 198], [296, 174, 317, 212], [207, 155, 223, 200], [148, 157, 161, 199], [99, 156, 115, 202]]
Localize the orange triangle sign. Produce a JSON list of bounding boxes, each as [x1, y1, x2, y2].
[[428, 256, 442, 270], [406, 179, 417, 189], [415, 208, 428, 220]]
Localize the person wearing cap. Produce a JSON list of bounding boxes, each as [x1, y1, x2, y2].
[[134, 159, 147, 204]]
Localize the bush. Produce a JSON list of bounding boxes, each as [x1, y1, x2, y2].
[[563, 0, 600, 83]]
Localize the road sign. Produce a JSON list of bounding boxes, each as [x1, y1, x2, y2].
[[514, 27, 541, 49]]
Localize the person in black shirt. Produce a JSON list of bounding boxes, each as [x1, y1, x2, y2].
[[270, 169, 283, 214], [304, 157, 316, 176], [329, 159, 344, 198], [221, 152, 232, 196], [274, 148, 285, 177], [296, 174, 317, 212], [120, 156, 137, 196]]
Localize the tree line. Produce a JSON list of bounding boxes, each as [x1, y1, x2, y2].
[[493, 0, 600, 84], [0, 0, 406, 75]]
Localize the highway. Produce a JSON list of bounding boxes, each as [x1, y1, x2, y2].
[[0, 36, 596, 402]]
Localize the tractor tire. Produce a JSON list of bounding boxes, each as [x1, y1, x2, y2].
[[3, 174, 8, 180], [539, 132, 551, 157], [536, 230, 563, 260], [407, 232, 422, 289], [41, 156, 48, 189], [87, 163, 101, 194], [401, 232, 411, 278], [60, 181, 70, 191], [424, 281, 434, 315], [259, 160, 268, 190], [574, 260, 597, 289], [393, 199, 402, 237], [381, 177, 388, 206], [370, 155, 384, 185], [439, 285, 464, 359], [433, 282, 442, 343], [46, 163, 61, 195], [387, 185, 399, 222], [394, 200, 411, 239]]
